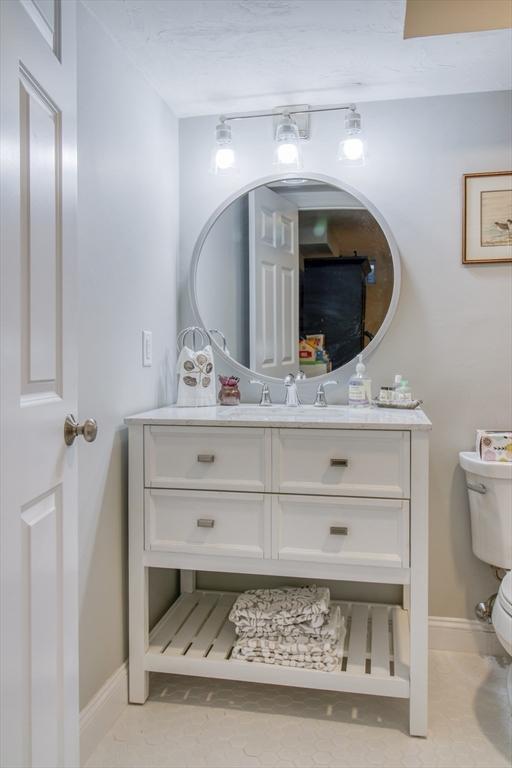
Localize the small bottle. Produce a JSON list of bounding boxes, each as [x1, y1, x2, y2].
[[391, 374, 402, 403], [395, 379, 412, 404], [379, 386, 392, 404], [348, 354, 371, 407]]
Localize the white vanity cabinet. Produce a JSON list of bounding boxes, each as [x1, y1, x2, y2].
[[126, 405, 431, 736]]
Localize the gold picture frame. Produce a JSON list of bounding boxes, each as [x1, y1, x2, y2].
[[463, 171, 512, 264]]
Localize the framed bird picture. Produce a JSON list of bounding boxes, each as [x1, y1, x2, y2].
[[463, 171, 512, 264]]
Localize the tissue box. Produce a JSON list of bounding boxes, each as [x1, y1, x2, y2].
[[476, 430, 512, 462]]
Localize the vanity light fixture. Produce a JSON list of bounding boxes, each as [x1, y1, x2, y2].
[[337, 106, 365, 166], [211, 102, 364, 173], [273, 112, 302, 171], [211, 119, 236, 175]]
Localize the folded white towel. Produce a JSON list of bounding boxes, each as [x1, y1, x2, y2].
[[229, 586, 330, 632], [235, 619, 339, 640], [232, 607, 346, 673], [235, 606, 343, 651], [232, 652, 342, 672]]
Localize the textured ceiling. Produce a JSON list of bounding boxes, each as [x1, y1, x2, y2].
[[84, 0, 512, 116]]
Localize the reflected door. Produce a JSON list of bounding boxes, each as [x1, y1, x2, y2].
[[0, 1, 79, 766], [248, 186, 299, 378]]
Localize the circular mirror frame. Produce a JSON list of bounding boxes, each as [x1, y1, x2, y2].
[[189, 172, 401, 383]]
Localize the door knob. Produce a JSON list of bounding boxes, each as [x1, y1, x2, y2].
[[64, 414, 98, 446]]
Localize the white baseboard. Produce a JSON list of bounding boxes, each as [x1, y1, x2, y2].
[[80, 661, 128, 766], [429, 616, 504, 656], [78, 617, 504, 764]]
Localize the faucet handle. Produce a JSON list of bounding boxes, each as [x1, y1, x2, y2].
[[314, 380, 337, 408], [250, 379, 272, 407]]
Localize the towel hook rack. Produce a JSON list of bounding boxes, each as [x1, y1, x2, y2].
[[177, 326, 212, 352]]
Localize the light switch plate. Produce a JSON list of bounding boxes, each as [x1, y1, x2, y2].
[[142, 330, 152, 367]]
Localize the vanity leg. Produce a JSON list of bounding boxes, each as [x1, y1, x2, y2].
[[180, 570, 196, 593], [128, 424, 149, 704], [403, 585, 410, 611], [409, 431, 429, 737], [129, 566, 149, 703]]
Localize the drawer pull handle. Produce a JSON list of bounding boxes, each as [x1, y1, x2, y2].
[[330, 458, 348, 467], [197, 454, 215, 463], [330, 526, 348, 536], [197, 518, 215, 528]]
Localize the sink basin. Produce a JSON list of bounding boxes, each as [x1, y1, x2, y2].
[[217, 404, 351, 421], [223, 404, 320, 414]]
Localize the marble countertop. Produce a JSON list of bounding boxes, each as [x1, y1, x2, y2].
[[125, 404, 432, 430]]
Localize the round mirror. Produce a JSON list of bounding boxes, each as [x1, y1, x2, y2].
[[191, 175, 400, 381]]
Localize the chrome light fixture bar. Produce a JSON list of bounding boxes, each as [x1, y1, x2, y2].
[[210, 103, 365, 174]]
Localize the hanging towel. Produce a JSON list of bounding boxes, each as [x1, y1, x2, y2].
[[176, 344, 216, 407]]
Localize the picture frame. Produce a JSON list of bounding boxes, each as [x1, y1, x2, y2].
[[462, 171, 512, 264]]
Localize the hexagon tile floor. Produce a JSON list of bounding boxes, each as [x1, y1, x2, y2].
[[86, 651, 511, 768]]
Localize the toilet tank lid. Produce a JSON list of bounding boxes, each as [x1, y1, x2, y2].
[[459, 451, 512, 479]]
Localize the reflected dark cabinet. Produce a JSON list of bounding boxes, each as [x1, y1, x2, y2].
[[300, 256, 370, 370]]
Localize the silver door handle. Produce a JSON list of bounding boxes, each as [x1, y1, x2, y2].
[[64, 414, 98, 446], [466, 482, 487, 495], [330, 458, 348, 467], [197, 519, 215, 528], [197, 454, 215, 463], [330, 526, 349, 536]]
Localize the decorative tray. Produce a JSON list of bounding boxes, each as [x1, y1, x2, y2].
[[372, 399, 423, 410]]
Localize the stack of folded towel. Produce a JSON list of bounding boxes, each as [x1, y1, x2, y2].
[[229, 586, 345, 672]]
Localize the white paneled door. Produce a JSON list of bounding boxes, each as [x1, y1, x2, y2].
[[249, 186, 299, 378], [1, 2, 80, 767]]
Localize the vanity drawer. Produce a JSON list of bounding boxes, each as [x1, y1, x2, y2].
[[273, 495, 409, 568], [272, 429, 410, 498], [145, 489, 271, 558], [145, 426, 269, 491]]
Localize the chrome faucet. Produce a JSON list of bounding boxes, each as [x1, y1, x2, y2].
[[250, 379, 272, 406], [284, 373, 301, 407], [314, 380, 337, 407]]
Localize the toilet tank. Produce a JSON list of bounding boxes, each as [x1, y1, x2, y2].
[[459, 452, 512, 569]]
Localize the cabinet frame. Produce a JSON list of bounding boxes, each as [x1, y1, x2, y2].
[[128, 421, 429, 737]]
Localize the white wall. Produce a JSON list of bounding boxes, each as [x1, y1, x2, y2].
[[77, 3, 179, 709], [179, 90, 512, 620]]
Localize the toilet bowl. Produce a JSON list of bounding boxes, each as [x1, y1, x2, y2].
[[459, 452, 512, 569], [492, 571, 512, 705], [492, 572, 512, 656]]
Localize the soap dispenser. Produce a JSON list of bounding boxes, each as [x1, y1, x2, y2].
[[348, 354, 371, 407]]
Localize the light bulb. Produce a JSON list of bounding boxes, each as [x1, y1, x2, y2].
[[274, 113, 302, 170], [277, 142, 299, 166], [338, 107, 365, 166], [215, 147, 235, 170], [211, 120, 236, 175], [339, 137, 364, 161]]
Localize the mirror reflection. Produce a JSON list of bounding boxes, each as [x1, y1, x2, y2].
[[196, 180, 394, 379]]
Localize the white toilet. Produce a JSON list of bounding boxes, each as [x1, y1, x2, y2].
[[459, 451, 512, 570], [459, 451, 512, 702]]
